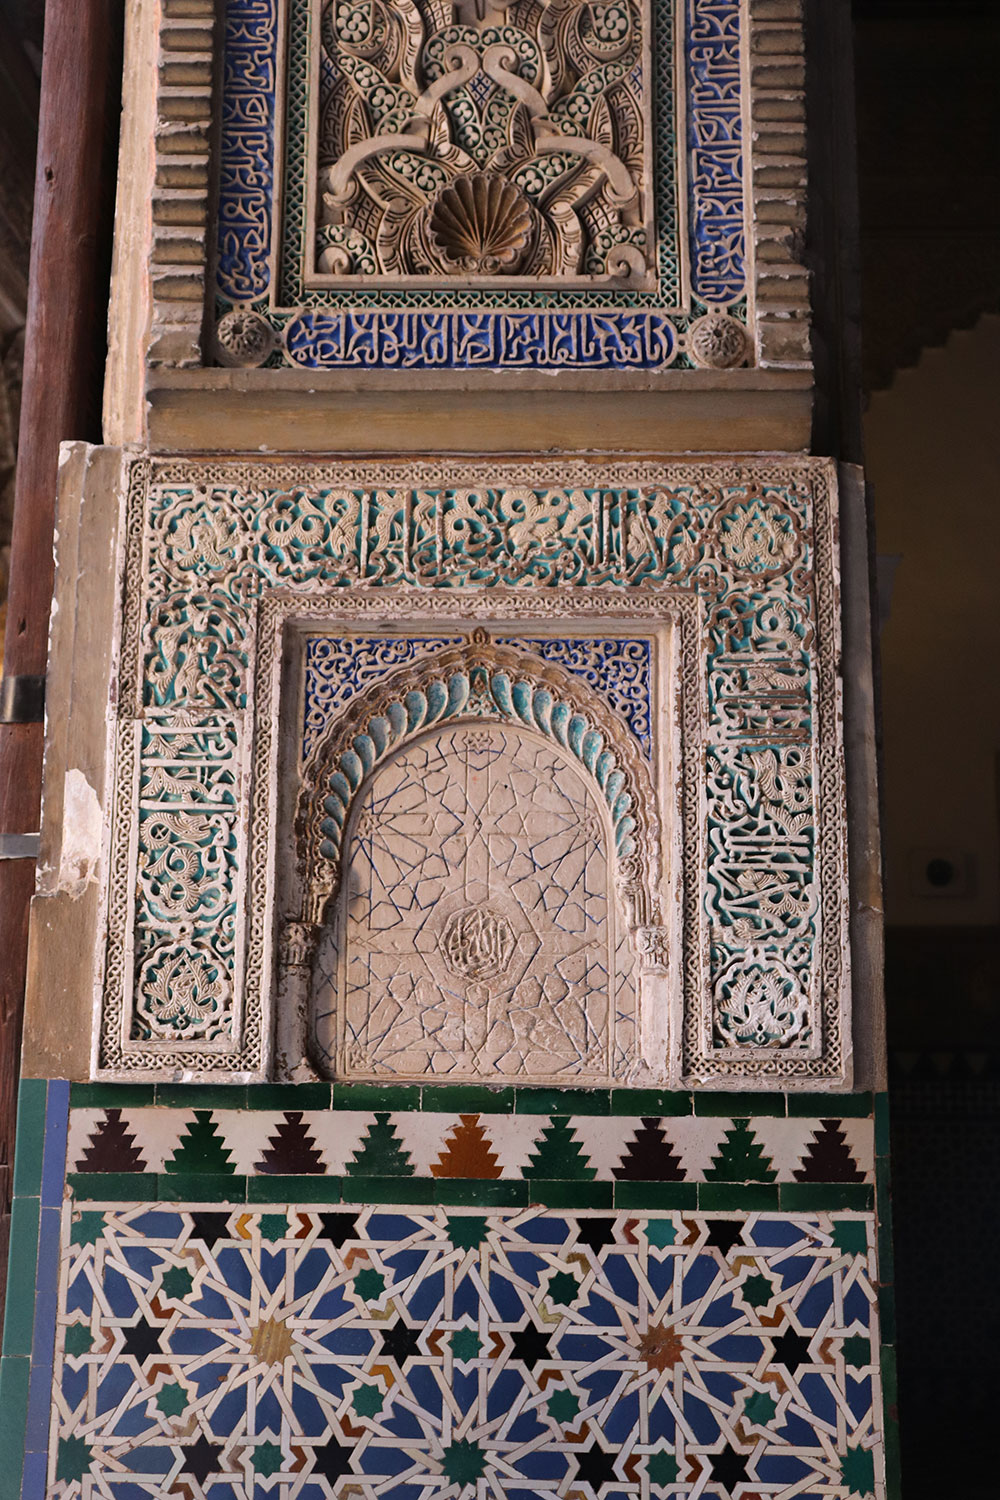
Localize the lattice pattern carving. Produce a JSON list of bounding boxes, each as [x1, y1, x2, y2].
[[201, 0, 765, 371], [313, 725, 635, 1082]]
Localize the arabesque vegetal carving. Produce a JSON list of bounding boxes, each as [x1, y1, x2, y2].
[[315, 0, 653, 284]]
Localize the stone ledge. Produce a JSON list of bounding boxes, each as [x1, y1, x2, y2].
[[144, 371, 815, 454]]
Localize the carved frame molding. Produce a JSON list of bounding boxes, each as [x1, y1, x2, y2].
[[140, 0, 810, 375], [96, 453, 848, 1090]]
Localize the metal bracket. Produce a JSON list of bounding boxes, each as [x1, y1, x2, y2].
[[0, 674, 46, 724], [0, 832, 40, 860]]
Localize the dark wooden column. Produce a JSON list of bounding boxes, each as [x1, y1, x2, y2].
[[0, 0, 119, 1315]]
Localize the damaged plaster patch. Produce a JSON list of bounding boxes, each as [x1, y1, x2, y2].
[[58, 768, 102, 896]]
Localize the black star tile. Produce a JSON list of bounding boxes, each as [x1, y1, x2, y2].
[[188, 1211, 231, 1250], [575, 1218, 617, 1255], [574, 1441, 620, 1494], [313, 1437, 355, 1491], [379, 1318, 422, 1367], [317, 1212, 359, 1249], [181, 1433, 221, 1486], [704, 1220, 744, 1256], [771, 1326, 813, 1376], [709, 1447, 750, 1489], [119, 1315, 163, 1364], [510, 1322, 552, 1370]]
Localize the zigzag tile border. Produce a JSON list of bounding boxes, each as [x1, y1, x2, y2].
[[65, 1106, 875, 1216], [67, 1109, 874, 1183]]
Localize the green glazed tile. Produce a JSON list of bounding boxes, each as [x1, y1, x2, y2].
[[0, 1355, 29, 1489], [830, 1219, 869, 1255], [155, 1084, 248, 1110], [879, 1341, 897, 1403], [610, 1090, 692, 1116], [779, 1183, 873, 1212], [67, 1172, 158, 1200], [341, 1176, 435, 1205], [881, 1343, 901, 1500], [613, 1181, 697, 1211], [702, 1120, 776, 1183], [245, 1083, 332, 1110], [346, 1115, 415, 1177], [874, 1092, 891, 1157], [1, 1197, 39, 1356], [878, 1283, 896, 1345], [332, 1084, 422, 1112], [877, 1207, 895, 1281], [422, 1086, 514, 1114], [163, 1112, 237, 1175], [432, 1179, 527, 1207], [787, 1091, 873, 1118], [12, 1079, 46, 1199], [515, 1089, 611, 1115], [157, 1174, 247, 1204], [70, 1082, 155, 1109], [523, 1118, 596, 1181], [525, 1180, 613, 1210], [246, 1175, 341, 1204], [875, 1158, 893, 1214], [693, 1093, 784, 1117], [698, 1182, 780, 1211]]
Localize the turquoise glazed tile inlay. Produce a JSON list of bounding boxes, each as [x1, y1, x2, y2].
[[105, 456, 847, 1089]]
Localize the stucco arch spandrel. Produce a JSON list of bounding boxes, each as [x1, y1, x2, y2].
[[294, 633, 664, 939]]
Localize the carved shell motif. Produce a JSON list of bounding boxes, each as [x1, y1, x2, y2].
[[428, 173, 533, 274]]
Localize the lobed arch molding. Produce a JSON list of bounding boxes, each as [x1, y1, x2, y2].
[[297, 632, 662, 930]]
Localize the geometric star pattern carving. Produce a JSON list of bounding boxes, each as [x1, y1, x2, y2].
[[315, 727, 627, 1084], [49, 1204, 886, 1498]]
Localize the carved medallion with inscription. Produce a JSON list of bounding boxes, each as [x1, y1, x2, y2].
[[441, 905, 517, 980]]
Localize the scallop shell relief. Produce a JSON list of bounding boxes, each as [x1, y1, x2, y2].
[[428, 174, 533, 274]]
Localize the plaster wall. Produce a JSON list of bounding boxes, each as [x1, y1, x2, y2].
[[866, 313, 1000, 927]]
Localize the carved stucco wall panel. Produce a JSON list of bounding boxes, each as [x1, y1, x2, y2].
[[133, 0, 810, 377], [313, 724, 637, 1083], [94, 455, 848, 1091]]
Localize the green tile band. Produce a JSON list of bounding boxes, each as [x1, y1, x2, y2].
[[1, 1199, 39, 1358], [10, 1081, 46, 1200], [67, 1083, 879, 1117], [0, 1358, 29, 1500]]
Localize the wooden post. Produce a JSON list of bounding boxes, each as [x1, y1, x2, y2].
[[0, 0, 119, 1316]]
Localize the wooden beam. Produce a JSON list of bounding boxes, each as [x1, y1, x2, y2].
[[0, 0, 119, 1319]]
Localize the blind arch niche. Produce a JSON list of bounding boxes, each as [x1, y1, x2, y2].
[[288, 633, 671, 1085]]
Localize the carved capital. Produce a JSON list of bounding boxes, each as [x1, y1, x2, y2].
[[281, 920, 320, 969], [635, 925, 670, 972]]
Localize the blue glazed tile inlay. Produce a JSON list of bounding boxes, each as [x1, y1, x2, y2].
[[214, 0, 747, 370], [46, 1205, 886, 1498]]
